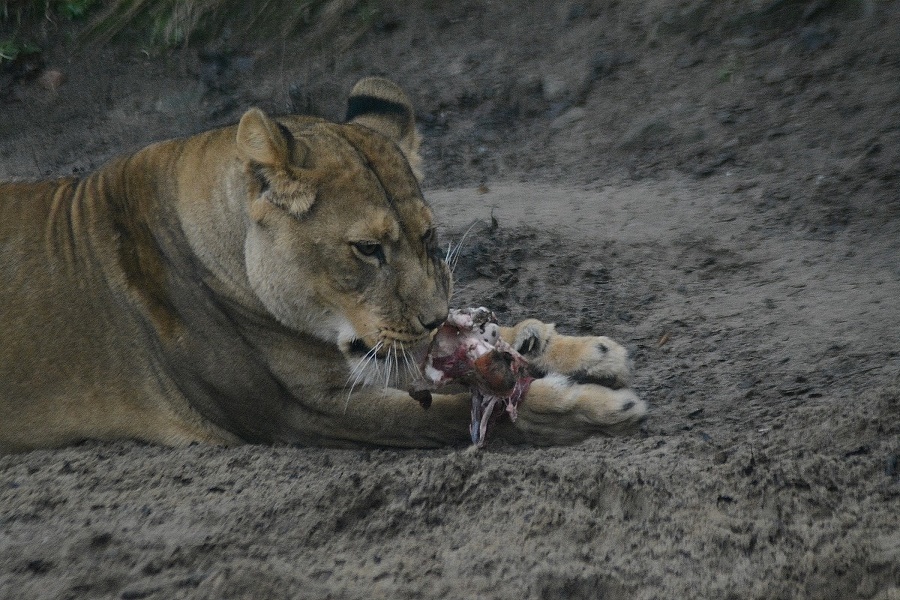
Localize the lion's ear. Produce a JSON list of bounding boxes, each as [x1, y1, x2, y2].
[[237, 108, 290, 167], [345, 77, 423, 181], [238, 108, 316, 218]]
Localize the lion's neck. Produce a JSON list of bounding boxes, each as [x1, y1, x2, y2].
[[104, 130, 265, 315], [102, 132, 309, 439]]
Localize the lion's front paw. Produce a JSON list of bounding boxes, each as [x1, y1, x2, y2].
[[508, 375, 647, 445], [506, 319, 632, 389], [567, 380, 646, 427]]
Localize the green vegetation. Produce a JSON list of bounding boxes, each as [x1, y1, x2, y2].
[[1, 0, 371, 59], [82, 0, 365, 48], [1, 0, 99, 24], [0, 37, 37, 63], [1, 1, 99, 67], [56, 0, 98, 20]]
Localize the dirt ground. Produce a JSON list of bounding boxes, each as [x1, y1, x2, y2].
[[1, 1, 899, 598]]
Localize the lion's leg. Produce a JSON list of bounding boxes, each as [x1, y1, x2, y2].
[[288, 387, 472, 448], [310, 316, 645, 448], [131, 407, 242, 448], [307, 379, 642, 448], [0, 392, 240, 453]]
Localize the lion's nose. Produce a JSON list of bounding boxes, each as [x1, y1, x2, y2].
[[419, 314, 447, 333]]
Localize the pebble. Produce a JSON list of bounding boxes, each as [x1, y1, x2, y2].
[[38, 69, 65, 92], [797, 26, 835, 53], [592, 51, 632, 78]]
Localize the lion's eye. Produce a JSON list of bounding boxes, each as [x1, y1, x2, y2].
[[352, 241, 385, 263], [422, 228, 437, 247]]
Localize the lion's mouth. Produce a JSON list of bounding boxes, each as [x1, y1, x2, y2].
[[343, 330, 434, 392], [345, 331, 432, 359], [347, 337, 373, 356]]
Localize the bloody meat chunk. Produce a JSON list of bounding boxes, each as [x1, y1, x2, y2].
[[412, 308, 533, 447]]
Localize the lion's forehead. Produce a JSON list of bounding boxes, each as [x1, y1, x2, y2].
[[298, 122, 433, 238], [342, 201, 433, 253], [289, 121, 411, 180], [346, 209, 400, 242]]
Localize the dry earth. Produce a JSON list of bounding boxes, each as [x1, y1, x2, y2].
[[1, 1, 899, 599]]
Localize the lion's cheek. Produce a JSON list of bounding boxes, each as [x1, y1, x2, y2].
[[242, 230, 376, 345], [243, 232, 318, 325], [325, 285, 385, 347]]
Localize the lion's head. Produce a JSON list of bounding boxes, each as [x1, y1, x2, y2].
[[233, 78, 451, 373]]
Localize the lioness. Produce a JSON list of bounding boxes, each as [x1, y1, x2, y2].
[[0, 78, 646, 453]]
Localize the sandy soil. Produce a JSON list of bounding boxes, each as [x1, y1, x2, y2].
[[1, 1, 899, 598]]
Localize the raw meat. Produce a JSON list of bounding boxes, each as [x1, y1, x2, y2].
[[412, 308, 533, 447]]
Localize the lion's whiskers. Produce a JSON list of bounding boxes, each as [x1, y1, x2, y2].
[[445, 220, 480, 274], [399, 342, 419, 383], [343, 340, 383, 414], [343, 335, 424, 415], [383, 343, 394, 390], [345, 340, 379, 383]]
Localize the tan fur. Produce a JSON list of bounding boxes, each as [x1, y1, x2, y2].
[[0, 78, 645, 453]]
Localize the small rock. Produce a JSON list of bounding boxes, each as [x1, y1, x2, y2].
[[231, 55, 255, 72], [24, 559, 53, 574], [198, 52, 229, 89], [121, 586, 162, 599], [567, 3, 586, 20], [90, 532, 113, 548], [715, 109, 735, 124], [591, 51, 634, 79], [37, 69, 65, 92], [869, 534, 900, 567], [206, 97, 237, 120], [843, 445, 870, 457], [154, 84, 205, 116], [592, 52, 617, 77], [694, 150, 736, 177], [886, 454, 898, 477], [778, 383, 812, 396]]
